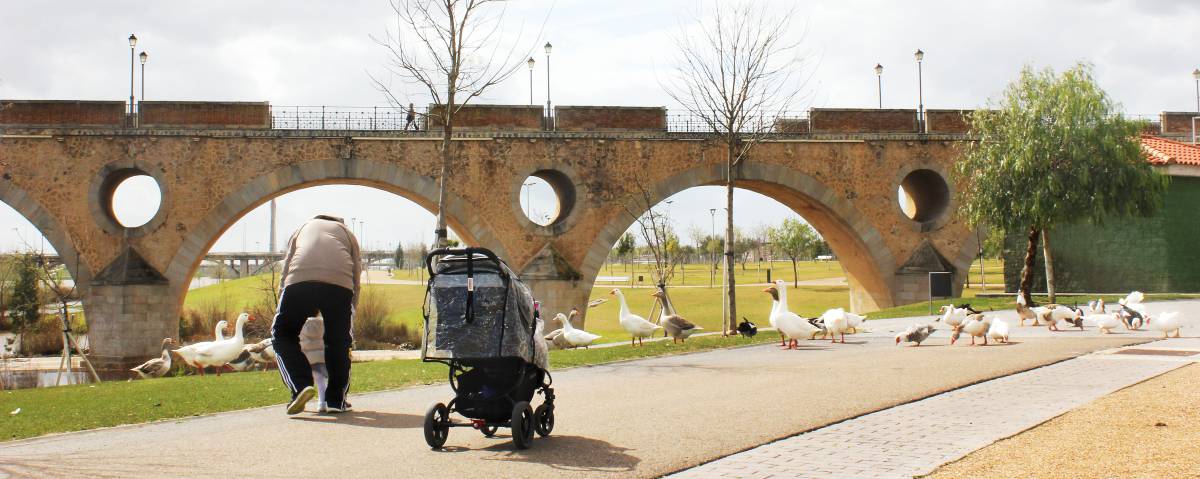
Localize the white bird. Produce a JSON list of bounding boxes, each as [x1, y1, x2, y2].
[[951, 314, 992, 346], [1087, 298, 1107, 314], [131, 338, 175, 379], [556, 309, 601, 348], [610, 288, 660, 347], [171, 320, 229, 375], [1015, 293, 1046, 326], [762, 285, 789, 346], [1148, 311, 1182, 338], [936, 304, 971, 328], [189, 313, 254, 375], [987, 318, 1010, 343], [844, 311, 867, 333], [1118, 291, 1148, 317], [770, 280, 821, 349], [1089, 313, 1124, 334], [651, 289, 703, 343], [246, 338, 276, 367], [1039, 305, 1083, 331], [895, 323, 935, 347], [820, 308, 851, 344], [543, 327, 571, 349]]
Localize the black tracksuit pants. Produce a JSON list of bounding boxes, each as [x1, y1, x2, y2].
[[272, 281, 354, 408]]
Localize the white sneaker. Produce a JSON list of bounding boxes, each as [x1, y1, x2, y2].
[[325, 402, 353, 414], [318, 401, 328, 413]]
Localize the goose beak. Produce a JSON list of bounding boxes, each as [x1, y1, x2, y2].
[[894, 337, 901, 345], [608, 289, 616, 295]]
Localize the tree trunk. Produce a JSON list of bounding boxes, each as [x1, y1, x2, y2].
[[434, 94, 455, 248], [1018, 226, 1040, 306], [1041, 229, 1056, 304], [724, 145, 737, 336], [791, 258, 798, 288]]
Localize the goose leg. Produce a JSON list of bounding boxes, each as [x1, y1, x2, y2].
[[1174, 329, 1181, 338]]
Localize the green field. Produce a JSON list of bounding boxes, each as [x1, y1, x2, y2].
[[393, 259, 847, 287]]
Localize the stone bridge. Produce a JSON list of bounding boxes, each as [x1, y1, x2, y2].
[[0, 100, 1014, 368]]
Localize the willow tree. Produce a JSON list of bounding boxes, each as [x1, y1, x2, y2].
[[955, 63, 1166, 304], [373, 0, 534, 247], [665, 1, 810, 334]]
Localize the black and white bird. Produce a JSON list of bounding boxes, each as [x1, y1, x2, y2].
[[736, 318, 758, 338], [895, 324, 935, 347]]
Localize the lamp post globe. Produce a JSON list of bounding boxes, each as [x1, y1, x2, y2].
[[914, 49, 925, 133], [874, 63, 883, 108], [139, 51, 148, 102], [527, 57, 535, 106], [544, 42, 553, 129], [128, 34, 138, 125]]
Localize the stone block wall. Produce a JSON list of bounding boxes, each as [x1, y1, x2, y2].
[[427, 104, 542, 131], [926, 109, 973, 133], [554, 106, 666, 131], [85, 284, 177, 370], [1160, 111, 1199, 137], [139, 101, 271, 129], [1003, 176, 1200, 293], [0, 100, 126, 127], [810, 108, 918, 133]]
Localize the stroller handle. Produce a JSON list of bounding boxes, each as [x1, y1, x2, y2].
[[426, 247, 502, 277]]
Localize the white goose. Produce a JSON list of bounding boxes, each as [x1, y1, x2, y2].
[[1089, 313, 1124, 334], [762, 285, 788, 346], [951, 314, 992, 346], [1148, 311, 1182, 338], [610, 288, 660, 346], [772, 280, 821, 349], [987, 318, 1010, 343], [557, 309, 601, 348], [131, 338, 175, 379], [172, 320, 228, 374], [820, 308, 851, 344], [190, 313, 253, 375], [936, 304, 970, 328]]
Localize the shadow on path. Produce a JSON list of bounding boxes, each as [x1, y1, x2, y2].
[[442, 435, 640, 472], [290, 410, 424, 429]]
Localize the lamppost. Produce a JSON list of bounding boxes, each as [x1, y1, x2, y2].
[[874, 63, 883, 108], [526, 57, 535, 106], [544, 42, 553, 129], [1193, 68, 1199, 112], [128, 34, 137, 124], [709, 208, 716, 288], [914, 49, 924, 133], [523, 181, 536, 218], [139, 51, 148, 102]]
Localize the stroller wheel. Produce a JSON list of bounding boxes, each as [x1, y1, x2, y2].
[[423, 403, 450, 449], [480, 424, 499, 437], [534, 404, 554, 437], [511, 401, 534, 450]]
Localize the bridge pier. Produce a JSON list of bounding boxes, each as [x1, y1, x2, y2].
[[84, 284, 177, 370]]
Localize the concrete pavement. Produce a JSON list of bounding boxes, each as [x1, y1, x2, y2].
[[0, 301, 1195, 478]]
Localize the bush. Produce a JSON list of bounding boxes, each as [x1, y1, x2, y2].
[[352, 288, 418, 349]]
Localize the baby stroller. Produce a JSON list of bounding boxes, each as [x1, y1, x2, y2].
[[420, 247, 555, 450]]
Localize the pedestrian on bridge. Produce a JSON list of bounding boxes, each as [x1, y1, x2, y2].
[[272, 215, 361, 415], [404, 103, 416, 131]]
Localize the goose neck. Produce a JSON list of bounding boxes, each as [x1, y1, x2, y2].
[[616, 292, 632, 317]]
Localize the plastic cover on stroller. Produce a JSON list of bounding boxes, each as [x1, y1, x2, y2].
[[422, 250, 546, 369]]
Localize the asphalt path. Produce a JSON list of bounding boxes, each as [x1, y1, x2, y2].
[[3, 301, 1196, 478]]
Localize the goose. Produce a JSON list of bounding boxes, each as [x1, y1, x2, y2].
[[557, 309, 601, 348], [172, 320, 229, 375], [936, 304, 973, 328], [1118, 304, 1145, 330], [1148, 311, 1182, 338], [1087, 298, 1107, 314], [762, 286, 788, 347], [1015, 293, 1045, 326], [650, 289, 703, 343], [131, 338, 175, 379], [895, 324, 935, 347], [1039, 305, 1082, 331], [844, 311, 867, 333], [610, 288, 660, 346], [190, 313, 254, 375], [951, 314, 992, 346], [820, 307, 851, 344], [1118, 291, 1148, 317], [227, 348, 257, 372], [246, 338, 276, 367], [771, 280, 821, 349], [543, 327, 572, 349], [1089, 313, 1124, 334], [987, 318, 1010, 343]]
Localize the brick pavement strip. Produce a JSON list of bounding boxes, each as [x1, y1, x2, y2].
[[670, 338, 1198, 479]]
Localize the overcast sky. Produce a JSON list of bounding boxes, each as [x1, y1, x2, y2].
[[3, 0, 1198, 255]]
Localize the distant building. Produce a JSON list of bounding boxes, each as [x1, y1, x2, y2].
[[1004, 135, 1200, 293]]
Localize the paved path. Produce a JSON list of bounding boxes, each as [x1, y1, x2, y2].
[[672, 338, 1200, 479], [0, 301, 1195, 478]]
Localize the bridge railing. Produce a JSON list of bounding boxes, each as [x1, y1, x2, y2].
[[271, 105, 427, 131]]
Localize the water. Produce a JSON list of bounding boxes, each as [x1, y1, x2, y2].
[[0, 369, 92, 390]]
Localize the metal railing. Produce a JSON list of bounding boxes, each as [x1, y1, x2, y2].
[[665, 113, 809, 133], [271, 105, 427, 131]]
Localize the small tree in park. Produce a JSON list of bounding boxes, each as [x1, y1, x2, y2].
[[769, 218, 819, 287], [9, 254, 41, 352], [393, 243, 405, 270], [616, 232, 636, 272], [954, 63, 1166, 304]]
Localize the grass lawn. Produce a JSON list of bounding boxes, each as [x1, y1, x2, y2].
[[0, 333, 778, 442], [394, 259, 848, 287]]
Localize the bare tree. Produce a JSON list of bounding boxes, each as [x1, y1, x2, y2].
[[665, 1, 810, 335], [622, 183, 683, 288], [373, 0, 538, 247]]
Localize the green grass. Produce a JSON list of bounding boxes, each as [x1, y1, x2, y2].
[[393, 259, 847, 287], [0, 333, 777, 442]]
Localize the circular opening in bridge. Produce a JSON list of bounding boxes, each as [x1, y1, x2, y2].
[[107, 173, 163, 228], [520, 170, 575, 227], [897, 169, 949, 223]]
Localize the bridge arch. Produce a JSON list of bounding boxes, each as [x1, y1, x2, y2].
[[0, 179, 92, 287], [164, 157, 509, 303], [580, 162, 900, 312]]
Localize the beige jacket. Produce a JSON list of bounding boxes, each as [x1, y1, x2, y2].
[[280, 215, 361, 300]]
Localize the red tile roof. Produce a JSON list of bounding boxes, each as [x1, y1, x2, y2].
[[1142, 135, 1200, 166]]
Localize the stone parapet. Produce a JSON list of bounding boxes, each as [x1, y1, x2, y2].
[[139, 101, 271, 129], [554, 106, 666, 131], [810, 108, 918, 134], [0, 100, 126, 127], [427, 104, 542, 131]]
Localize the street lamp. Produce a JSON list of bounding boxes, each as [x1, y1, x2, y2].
[[874, 63, 883, 109], [523, 181, 536, 218], [526, 57, 535, 106], [709, 208, 716, 288], [139, 51, 148, 102], [544, 42, 553, 129], [1193, 68, 1199, 113], [914, 49, 925, 133], [128, 34, 137, 124]]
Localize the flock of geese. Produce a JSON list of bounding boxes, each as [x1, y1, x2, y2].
[[895, 290, 1184, 347], [131, 313, 277, 379], [541, 288, 706, 350]]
